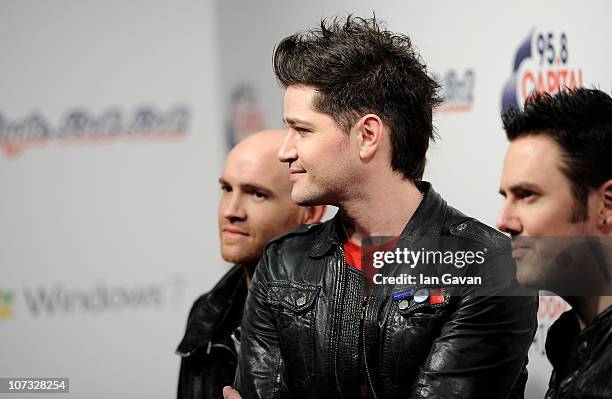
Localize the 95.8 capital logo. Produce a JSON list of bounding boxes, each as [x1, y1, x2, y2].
[[501, 29, 584, 112]]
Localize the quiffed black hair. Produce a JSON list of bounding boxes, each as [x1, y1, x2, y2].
[[502, 88, 612, 220], [273, 15, 442, 181]]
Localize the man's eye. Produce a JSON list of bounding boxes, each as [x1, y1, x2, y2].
[[518, 190, 535, 199], [254, 191, 267, 199], [221, 185, 232, 193], [295, 127, 310, 134]]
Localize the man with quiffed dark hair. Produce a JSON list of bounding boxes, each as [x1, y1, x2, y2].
[[497, 88, 612, 398], [225, 16, 538, 399]]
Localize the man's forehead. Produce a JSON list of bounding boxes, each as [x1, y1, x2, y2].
[[221, 150, 289, 191], [283, 87, 339, 130], [501, 135, 562, 186], [284, 86, 316, 113], [507, 135, 559, 163], [219, 169, 277, 193], [285, 84, 316, 97]]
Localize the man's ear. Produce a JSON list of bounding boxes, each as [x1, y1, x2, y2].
[[599, 179, 612, 230], [301, 205, 327, 224], [356, 114, 384, 161]]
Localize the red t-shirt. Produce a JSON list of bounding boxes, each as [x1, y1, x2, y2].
[[343, 239, 363, 270], [343, 236, 400, 289]]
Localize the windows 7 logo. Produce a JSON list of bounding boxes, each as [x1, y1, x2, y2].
[[0, 289, 14, 319]]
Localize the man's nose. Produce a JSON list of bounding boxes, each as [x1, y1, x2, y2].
[[223, 193, 246, 221], [278, 130, 298, 164], [496, 202, 522, 236]]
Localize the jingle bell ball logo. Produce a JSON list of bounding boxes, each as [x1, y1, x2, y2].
[[501, 29, 584, 112]]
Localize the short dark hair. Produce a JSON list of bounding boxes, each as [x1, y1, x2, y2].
[[502, 88, 612, 220], [273, 15, 442, 181]]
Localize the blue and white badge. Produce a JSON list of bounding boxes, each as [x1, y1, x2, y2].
[[413, 288, 429, 303], [392, 287, 415, 301]]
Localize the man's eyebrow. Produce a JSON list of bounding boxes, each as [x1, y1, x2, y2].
[[500, 182, 542, 196], [283, 117, 314, 127], [219, 179, 274, 195], [241, 183, 273, 195]]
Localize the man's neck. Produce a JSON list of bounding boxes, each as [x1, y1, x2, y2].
[[242, 264, 256, 288], [340, 177, 423, 245], [565, 296, 612, 328]]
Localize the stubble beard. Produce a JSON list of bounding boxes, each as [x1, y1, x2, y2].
[[221, 243, 261, 267]]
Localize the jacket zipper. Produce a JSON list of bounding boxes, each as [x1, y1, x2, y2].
[[361, 295, 378, 399], [334, 245, 348, 399], [339, 245, 378, 399]]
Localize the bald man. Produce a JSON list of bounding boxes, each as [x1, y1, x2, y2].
[[175, 130, 325, 399]]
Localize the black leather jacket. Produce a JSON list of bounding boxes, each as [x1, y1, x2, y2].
[[235, 182, 538, 398], [176, 265, 247, 399], [545, 304, 612, 398]]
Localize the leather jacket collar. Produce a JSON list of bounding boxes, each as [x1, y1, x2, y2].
[[308, 181, 447, 258], [176, 265, 246, 357], [546, 303, 612, 398]]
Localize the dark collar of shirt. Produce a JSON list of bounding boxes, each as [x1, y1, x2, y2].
[[546, 303, 612, 383]]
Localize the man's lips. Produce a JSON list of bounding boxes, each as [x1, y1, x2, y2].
[[222, 228, 249, 238], [289, 169, 305, 180], [511, 245, 530, 259]]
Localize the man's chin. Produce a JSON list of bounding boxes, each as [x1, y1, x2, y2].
[[291, 192, 314, 206], [515, 262, 546, 290], [222, 254, 256, 267], [291, 188, 326, 206], [515, 275, 544, 290], [221, 245, 262, 266]]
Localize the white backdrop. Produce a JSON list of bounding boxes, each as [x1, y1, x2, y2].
[[1, 1, 611, 398], [0, 1, 226, 398]]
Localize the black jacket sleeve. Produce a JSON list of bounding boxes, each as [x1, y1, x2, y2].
[[234, 253, 290, 399], [414, 248, 538, 398]]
